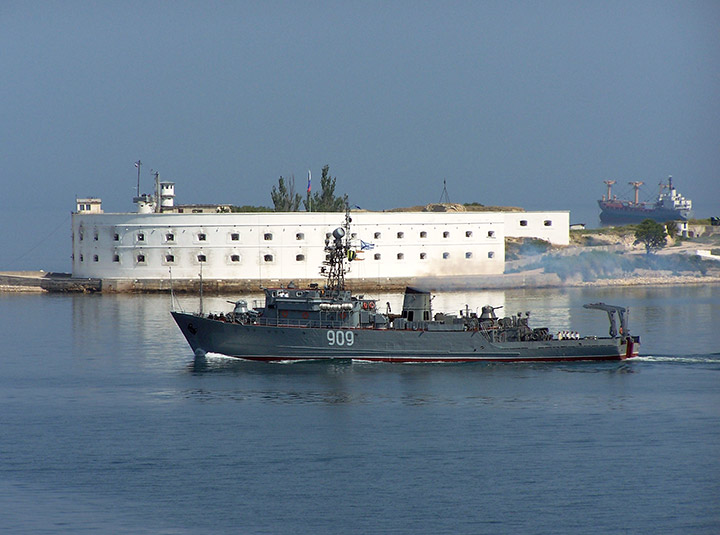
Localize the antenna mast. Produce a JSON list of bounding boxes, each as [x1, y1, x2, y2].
[[135, 160, 142, 197], [151, 170, 160, 212], [321, 206, 352, 293], [439, 179, 451, 203]]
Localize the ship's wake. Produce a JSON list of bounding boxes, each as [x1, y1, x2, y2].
[[630, 354, 720, 364]]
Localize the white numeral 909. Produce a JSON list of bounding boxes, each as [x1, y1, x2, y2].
[[327, 330, 354, 346]]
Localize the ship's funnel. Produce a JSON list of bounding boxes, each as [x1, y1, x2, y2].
[[401, 287, 432, 322]]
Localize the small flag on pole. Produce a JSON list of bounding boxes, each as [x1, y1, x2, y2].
[[307, 170, 311, 193], [360, 240, 375, 251]]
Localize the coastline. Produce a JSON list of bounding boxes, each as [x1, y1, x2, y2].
[[2, 269, 719, 294]]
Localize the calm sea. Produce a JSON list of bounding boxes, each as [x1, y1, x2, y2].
[[1, 285, 718, 535]]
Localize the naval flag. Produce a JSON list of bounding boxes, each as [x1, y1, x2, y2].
[[307, 170, 311, 193], [360, 240, 375, 251]]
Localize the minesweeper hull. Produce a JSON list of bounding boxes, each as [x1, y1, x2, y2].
[[172, 312, 637, 362]]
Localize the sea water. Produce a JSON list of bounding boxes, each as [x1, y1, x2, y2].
[[1, 285, 718, 535]]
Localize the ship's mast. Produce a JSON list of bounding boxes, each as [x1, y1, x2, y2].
[[603, 180, 616, 201], [321, 206, 352, 293], [628, 181, 644, 204]]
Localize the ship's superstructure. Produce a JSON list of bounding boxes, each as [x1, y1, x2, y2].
[[598, 176, 693, 223]]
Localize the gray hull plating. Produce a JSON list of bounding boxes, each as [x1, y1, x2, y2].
[[172, 311, 633, 362]]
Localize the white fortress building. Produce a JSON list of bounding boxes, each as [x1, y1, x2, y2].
[[71, 183, 568, 291]]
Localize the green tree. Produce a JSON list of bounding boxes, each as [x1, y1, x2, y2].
[[229, 205, 272, 212], [271, 175, 302, 212], [665, 220, 679, 237], [634, 219, 667, 254], [304, 165, 346, 212]]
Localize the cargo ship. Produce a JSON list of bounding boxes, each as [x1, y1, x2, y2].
[[598, 176, 692, 223]]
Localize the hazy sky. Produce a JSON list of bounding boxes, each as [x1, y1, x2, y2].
[[2, 1, 719, 271]]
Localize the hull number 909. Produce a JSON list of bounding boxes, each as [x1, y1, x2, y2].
[[327, 330, 354, 346]]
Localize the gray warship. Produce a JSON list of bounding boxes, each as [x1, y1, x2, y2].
[[172, 212, 639, 363]]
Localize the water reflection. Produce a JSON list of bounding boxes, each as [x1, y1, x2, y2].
[[67, 284, 720, 368]]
